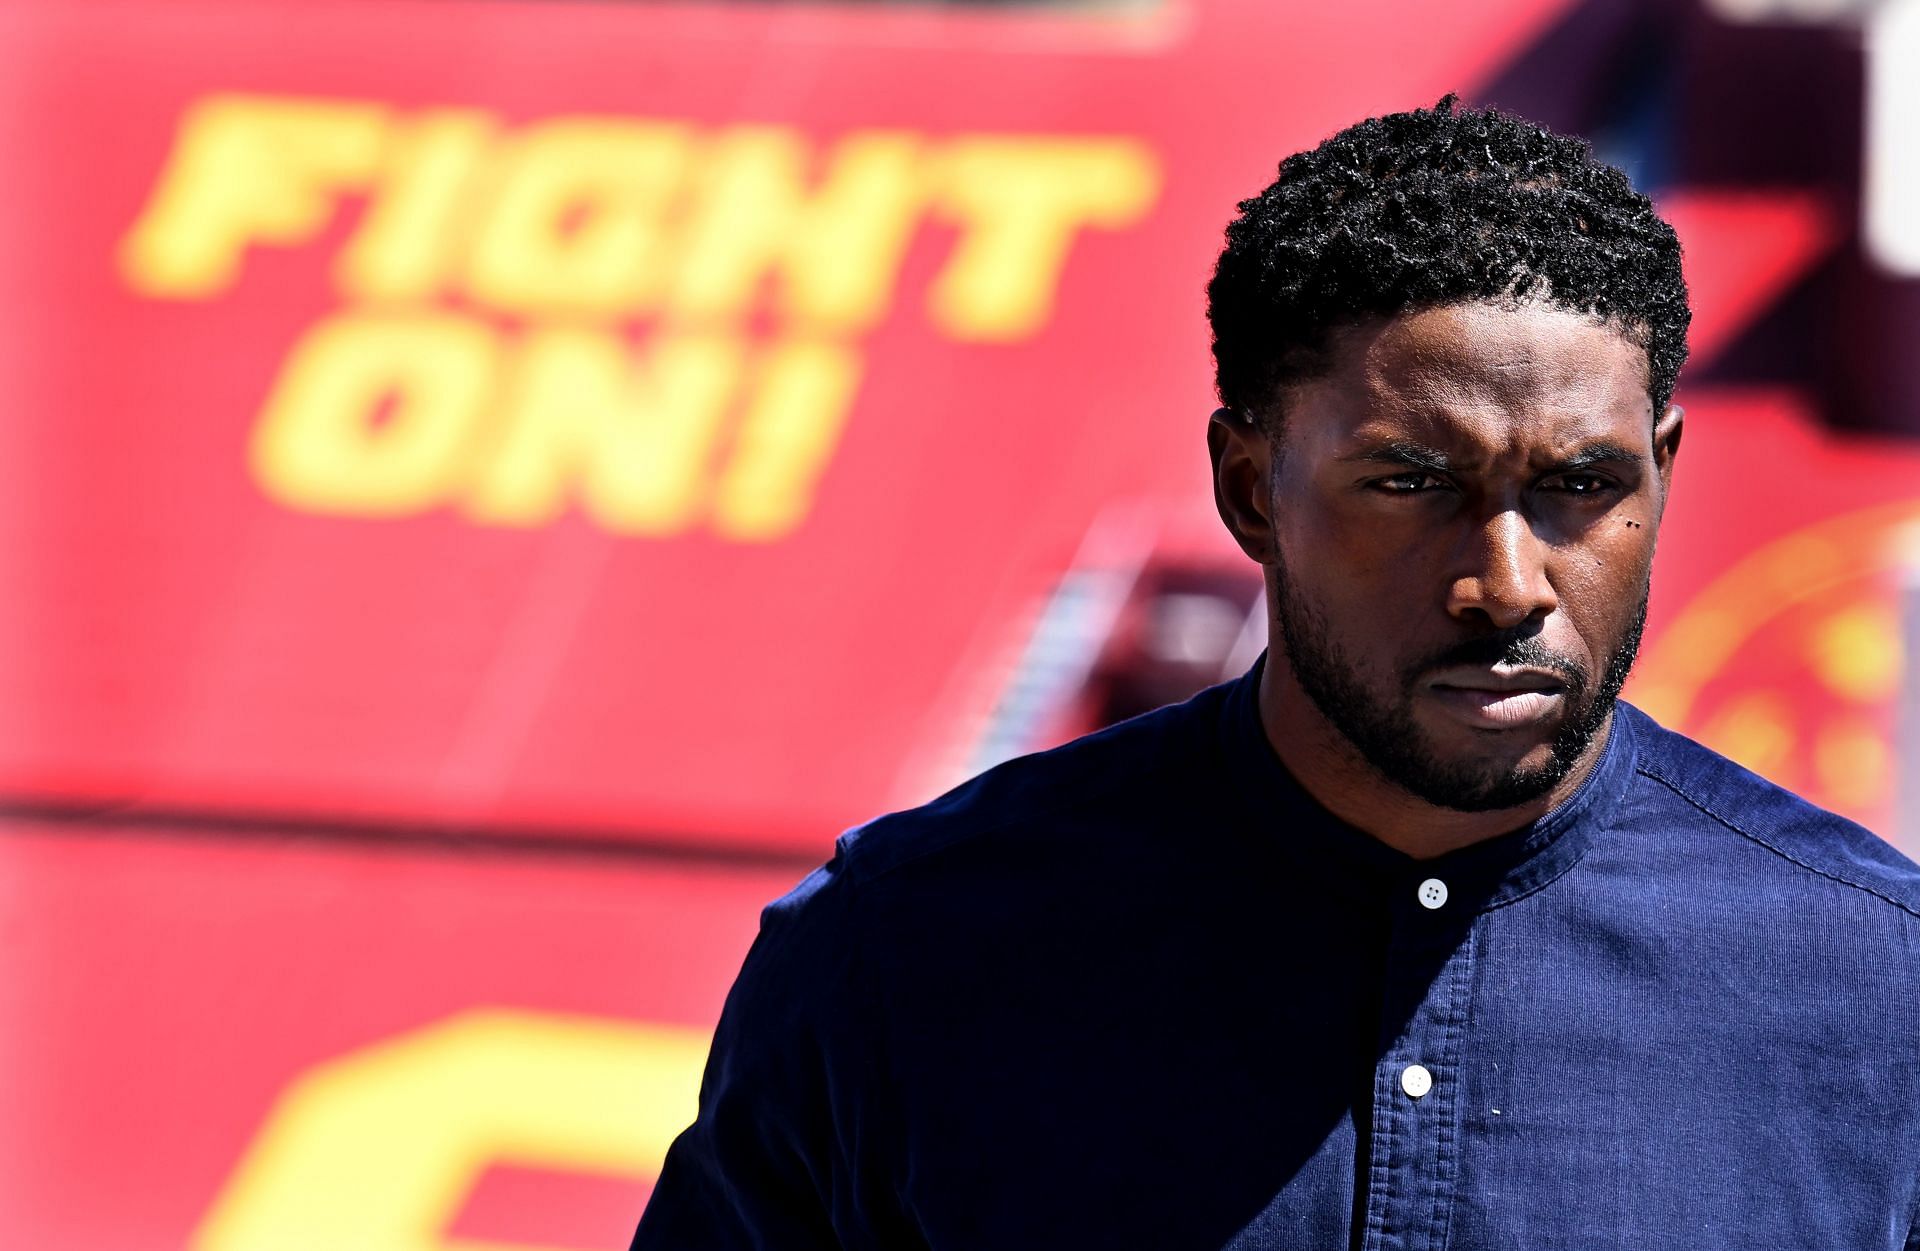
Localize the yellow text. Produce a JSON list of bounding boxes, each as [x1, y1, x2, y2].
[[250, 311, 858, 541], [190, 1010, 707, 1251], [122, 94, 1161, 342]]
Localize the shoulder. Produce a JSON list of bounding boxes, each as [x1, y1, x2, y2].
[[1620, 702, 1920, 925], [737, 675, 1239, 1013], [828, 675, 1236, 888]]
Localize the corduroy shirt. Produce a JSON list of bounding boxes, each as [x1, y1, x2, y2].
[[633, 660, 1920, 1250]]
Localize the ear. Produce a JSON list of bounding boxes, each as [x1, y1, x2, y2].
[[1653, 403, 1683, 491], [1207, 407, 1277, 564]]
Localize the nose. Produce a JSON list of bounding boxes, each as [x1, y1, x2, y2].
[[1446, 507, 1559, 630]]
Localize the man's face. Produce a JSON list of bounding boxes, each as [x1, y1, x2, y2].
[[1212, 301, 1683, 812]]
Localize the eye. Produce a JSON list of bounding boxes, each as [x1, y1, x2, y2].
[[1370, 472, 1448, 494], [1545, 472, 1618, 497]]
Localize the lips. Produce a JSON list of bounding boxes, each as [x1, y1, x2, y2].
[[1423, 666, 1571, 730]]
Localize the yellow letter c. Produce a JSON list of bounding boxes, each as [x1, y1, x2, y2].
[[190, 1010, 708, 1251]]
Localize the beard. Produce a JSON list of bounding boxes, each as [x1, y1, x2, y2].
[[1270, 555, 1647, 813]]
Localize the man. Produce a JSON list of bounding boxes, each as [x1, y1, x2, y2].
[[632, 98, 1920, 1249]]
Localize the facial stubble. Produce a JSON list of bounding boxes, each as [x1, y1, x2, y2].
[[1270, 553, 1648, 813]]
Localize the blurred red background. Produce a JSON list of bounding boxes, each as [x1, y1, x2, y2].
[[2, 1, 1915, 1247]]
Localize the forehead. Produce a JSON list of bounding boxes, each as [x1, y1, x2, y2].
[[1287, 301, 1654, 454]]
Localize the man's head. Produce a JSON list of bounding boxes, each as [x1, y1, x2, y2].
[[1206, 98, 1690, 815]]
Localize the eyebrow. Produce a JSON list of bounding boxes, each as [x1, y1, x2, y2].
[[1552, 442, 1643, 471], [1339, 439, 1644, 473], [1340, 441, 1455, 472]]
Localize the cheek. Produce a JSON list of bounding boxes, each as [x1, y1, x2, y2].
[[1307, 523, 1454, 630], [1277, 493, 1428, 584], [1555, 533, 1657, 645], [1277, 519, 1446, 640], [1283, 551, 1436, 654], [1566, 526, 1659, 590]]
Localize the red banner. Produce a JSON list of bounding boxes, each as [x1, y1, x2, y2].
[[0, 0, 1579, 853], [3, 3, 1917, 1249], [0, 817, 798, 1250]]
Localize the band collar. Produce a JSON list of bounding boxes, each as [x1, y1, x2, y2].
[[1218, 653, 1638, 912]]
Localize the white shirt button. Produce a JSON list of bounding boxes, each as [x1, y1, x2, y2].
[[1417, 878, 1448, 910], [1401, 1063, 1433, 1099]]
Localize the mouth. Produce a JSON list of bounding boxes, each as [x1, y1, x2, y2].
[[1423, 665, 1571, 731]]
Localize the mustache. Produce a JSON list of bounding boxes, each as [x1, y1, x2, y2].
[[1404, 632, 1589, 692]]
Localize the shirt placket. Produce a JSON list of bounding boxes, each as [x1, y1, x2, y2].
[[1358, 873, 1476, 1251]]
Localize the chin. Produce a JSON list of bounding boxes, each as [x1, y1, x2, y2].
[[1413, 759, 1572, 813], [1388, 718, 1586, 813]]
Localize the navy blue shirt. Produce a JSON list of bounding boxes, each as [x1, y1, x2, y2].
[[634, 663, 1920, 1249]]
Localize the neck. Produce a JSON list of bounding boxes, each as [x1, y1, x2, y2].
[[1255, 653, 1610, 860]]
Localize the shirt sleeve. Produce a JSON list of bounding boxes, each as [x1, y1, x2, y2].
[[629, 854, 870, 1251]]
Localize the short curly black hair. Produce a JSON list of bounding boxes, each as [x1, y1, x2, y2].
[[1208, 96, 1690, 425]]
